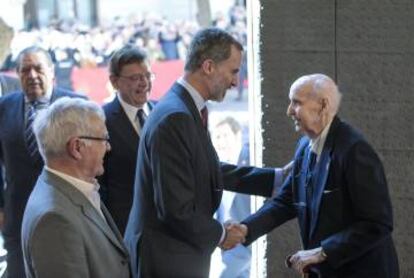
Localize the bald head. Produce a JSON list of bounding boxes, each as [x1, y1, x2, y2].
[[287, 74, 342, 138]]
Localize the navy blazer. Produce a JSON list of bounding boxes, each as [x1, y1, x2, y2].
[[99, 96, 155, 235], [243, 116, 399, 278], [124, 82, 275, 278], [0, 88, 86, 239]]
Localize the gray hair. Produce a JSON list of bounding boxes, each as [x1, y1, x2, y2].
[[291, 73, 342, 116], [184, 27, 243, 72], [16, 46, 54, 71], [33, 97, 105, 160]]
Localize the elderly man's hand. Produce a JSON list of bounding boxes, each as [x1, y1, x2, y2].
[[219, 221, 248, 250], [286, 247, 327, 275]]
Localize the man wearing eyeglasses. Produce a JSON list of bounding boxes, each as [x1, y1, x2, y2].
[[98, 45, 156, 236], [21, 97, 131, 278], [0, 46, 85, 278]]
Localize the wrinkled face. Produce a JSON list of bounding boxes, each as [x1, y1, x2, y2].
[[208, 45, 242, 102], [18, 52, 55, 101], [111, 62, 152, 107], [286, 83, 324, 138], [80, 118, 111, 180]]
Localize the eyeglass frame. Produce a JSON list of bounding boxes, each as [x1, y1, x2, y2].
[[118, 72, 155, 83], [78, 135, 110, 146]]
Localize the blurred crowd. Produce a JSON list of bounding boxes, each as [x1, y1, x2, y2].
[[1, 3, 247, 71]]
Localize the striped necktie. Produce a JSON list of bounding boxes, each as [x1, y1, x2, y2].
[[25, 101, 42, 162]]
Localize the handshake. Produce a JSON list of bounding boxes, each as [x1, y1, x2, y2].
[[219, 221, 248, 250]]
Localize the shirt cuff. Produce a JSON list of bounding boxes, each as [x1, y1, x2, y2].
[[218, 224, 226, 245], [273, 168, 284, 195]]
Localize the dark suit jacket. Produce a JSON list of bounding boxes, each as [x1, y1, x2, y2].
[[124, 82, 275, 278], [0, 88, 86, 242], [243, 116, 399, 278], [21, 170, 130, 278], [99, 97, 155, 235], [0, 74, 21, 206], [0, 74, 21, 96]]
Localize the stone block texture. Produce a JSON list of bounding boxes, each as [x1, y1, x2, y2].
[[260, 0, 413, 277]]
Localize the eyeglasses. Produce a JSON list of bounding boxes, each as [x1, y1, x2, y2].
[[78, 135, 110, 146], [118, 72, 155, 83]]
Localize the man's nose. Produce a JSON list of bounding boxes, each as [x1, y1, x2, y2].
[[232, 74, 239, 87], [27, 68, 38, 78], [286, 104, 293, 117]]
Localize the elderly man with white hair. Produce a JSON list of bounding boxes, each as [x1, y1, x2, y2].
[[236, 74, 399, 277], [21, 97, 131, 278]]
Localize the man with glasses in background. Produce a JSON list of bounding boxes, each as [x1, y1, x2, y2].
[[98, 45, 156, 235], [0, 46, 85, 277], [21, 97, 130, 278]]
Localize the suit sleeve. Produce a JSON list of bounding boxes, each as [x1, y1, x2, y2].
[[220, 163, 275, 197], [321, 140, 394, 269], [29, 212, 89, 278], [150, 113, 222, 252], [242, 170, 298, 245]]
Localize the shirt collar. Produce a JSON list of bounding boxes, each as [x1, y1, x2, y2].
[[309, 118, 333, 157], [117, 93, 150, 119], [45, 166, 100, 199], [25, 87, 53, 104], [177, 77, 206, 112]]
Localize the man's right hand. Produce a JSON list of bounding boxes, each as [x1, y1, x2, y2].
[[219, 222, 248, 250]]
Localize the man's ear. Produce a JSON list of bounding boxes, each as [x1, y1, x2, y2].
[[67, 137, 83, 160], [109, 75, 118, 90], [201, 59, 215, 75], [320, 98, 329, 114]]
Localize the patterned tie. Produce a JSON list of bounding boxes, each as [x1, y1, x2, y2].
[[200, 106, 208, 130], [25, 101, 42, 162], [136, 108, 146, 130]]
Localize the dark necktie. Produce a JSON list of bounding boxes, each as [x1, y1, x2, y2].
[[305, 148, 317, 241], [200, 106, 208, 130], [136, 108, 147, 130], [25, 101, 41, 162]]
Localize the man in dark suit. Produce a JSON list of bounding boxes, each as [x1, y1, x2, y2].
[[236, 74, 399, 277], [21, 97, 130, 278], [0, 73, 21, 223], [99, 45, 156, 235], [124, 28, 287, 278], [0, 46, 85, 277]]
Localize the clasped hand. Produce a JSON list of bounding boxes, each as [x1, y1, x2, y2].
[[219, 221, 248, 250]]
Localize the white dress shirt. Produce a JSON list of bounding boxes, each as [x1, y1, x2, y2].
[[117, 93, 150, 134]]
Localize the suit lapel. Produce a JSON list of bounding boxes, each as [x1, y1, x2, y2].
[[308, 117, 340, 239], [81, 202, 127, 254], [172, 83, 223, 208], [43, 170, 127, 255], [109, 97, 139, 151], [309, 148, 331, 239], [299, 144, 312, 242]]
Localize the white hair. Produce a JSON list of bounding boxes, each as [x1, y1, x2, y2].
[[33, 97, 105, 160], [291, 73, 342, 116]]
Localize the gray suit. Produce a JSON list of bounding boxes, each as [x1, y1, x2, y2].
[[21, 170, 131, 278]]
